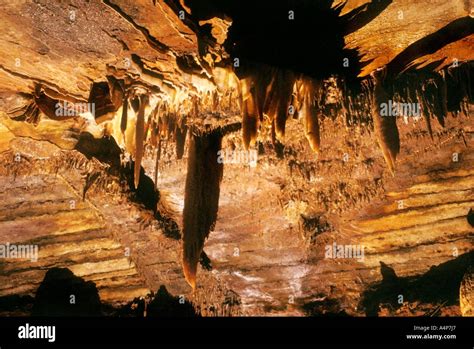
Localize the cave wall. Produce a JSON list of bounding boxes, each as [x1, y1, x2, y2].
[[0, 0, 472, 316]]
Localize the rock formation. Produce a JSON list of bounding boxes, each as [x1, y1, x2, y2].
[[0, 0, 472, 316]]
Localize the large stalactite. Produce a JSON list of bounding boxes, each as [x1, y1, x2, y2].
[[182, 131, 223, 289]]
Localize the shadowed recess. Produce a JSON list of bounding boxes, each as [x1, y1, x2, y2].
[[360, 252, 474, 316], [182, 0, 392, 80]]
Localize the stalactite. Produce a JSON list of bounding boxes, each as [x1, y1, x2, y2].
[[417, 87, 433, 140], [192, 95, 199, 119], [182, 132, 223, 289], [124, 101, 137, 158], [154, 132, 161, 189], [131, 96, 140, 114], [167, 114, 177, 140], [264, 70, 295, 140], [212, 90, 219, 112], [289, 93, 299, 120], [438, 70, 448, 122], [371, 71, 400, 175], [459, 64, 470, 117], [425, 79, 445, 128], [134, 95, 147, 189], [270, 118, 277, 146], [231, 63, 467, 159], [121, 98, 128, 135], [445, 66, 468, 114], [254, 72, 271, 123], [175, 117, 188, 159], [274, 96, 290, 140], [159, 112, 169, 139], [150, 120, 158, 148], [144, 104, 157, 145], [297, 79, 321, 153], [240, 78, 259, 149]]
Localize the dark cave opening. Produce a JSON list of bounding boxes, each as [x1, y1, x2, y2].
[[184, 0, 369, 80]]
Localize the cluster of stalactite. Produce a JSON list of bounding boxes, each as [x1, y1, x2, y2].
[[368, 62, 473, 173], [8, 62, 471, 182], [390, 63, 472, 133], [113, 73, 237, 192], [114, 90, 189, 190], [3, 58, 473, 290], [239, 66, 324, 153], [238, 62, 472, 174], [4, 66, 242, 188]]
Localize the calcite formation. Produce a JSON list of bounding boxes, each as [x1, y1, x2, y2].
[[0, 0, 472, 316]]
